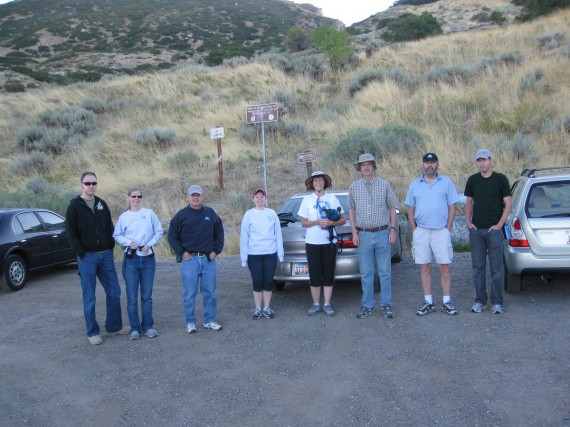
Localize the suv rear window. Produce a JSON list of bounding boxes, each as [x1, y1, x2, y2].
[[526, 182, 570, 218]]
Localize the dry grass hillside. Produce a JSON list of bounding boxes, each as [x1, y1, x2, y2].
[[1, 8, 569, 256]]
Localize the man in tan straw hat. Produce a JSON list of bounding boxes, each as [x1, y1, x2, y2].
[[348, 154, 399, 319]]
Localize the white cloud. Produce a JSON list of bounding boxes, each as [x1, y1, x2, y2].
[[290, 0, 393, 26]]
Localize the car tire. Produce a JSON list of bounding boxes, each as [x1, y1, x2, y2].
[[273, 281, 285, 292], [504, 261, 522, 293], [4, 254, 28, 291]]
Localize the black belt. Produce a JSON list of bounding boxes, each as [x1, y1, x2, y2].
[[189, 252, 207, 257], [356, 225, 388, 232]]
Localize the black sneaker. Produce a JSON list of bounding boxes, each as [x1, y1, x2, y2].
[[307, 303, 322, 316], [416, 302, 435, 316], [442, 302, 458, 315], [251, 308, 262, 319], [356, 305, 374, 319], [263, 307, 275, 319], [381, 306, 394, 319]]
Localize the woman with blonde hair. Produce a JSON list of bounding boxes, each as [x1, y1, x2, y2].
[[113, 188, 163, 340]]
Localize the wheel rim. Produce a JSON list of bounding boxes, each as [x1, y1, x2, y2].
[[9, 261, 25, 286]]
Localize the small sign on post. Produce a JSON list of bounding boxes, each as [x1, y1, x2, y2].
[[297, 150, 317, 177], [210, 126, 224, 190]]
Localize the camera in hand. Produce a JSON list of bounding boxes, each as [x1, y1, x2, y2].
[[126, 247, 135, 258]]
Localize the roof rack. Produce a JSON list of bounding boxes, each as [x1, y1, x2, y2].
[[520, 166, 570, 178]]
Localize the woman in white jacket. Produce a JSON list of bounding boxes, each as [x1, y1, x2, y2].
[[240, 188, 284, 319]]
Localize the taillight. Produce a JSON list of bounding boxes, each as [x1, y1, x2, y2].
[[339, 238, 356, 249], [508, 217, 529, 247]]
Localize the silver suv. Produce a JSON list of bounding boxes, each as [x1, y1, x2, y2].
[[503, 167, 570, 292]]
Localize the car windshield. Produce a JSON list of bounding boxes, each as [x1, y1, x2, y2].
[[278, 194, 349, 223], [526, 181, 570, 218]]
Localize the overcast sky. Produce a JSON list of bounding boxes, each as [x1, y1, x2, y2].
[[0, 0, 394, 26], [291, 0, 393, 26]]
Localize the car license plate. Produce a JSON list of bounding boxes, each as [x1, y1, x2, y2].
[[293, 262, 309, 276]]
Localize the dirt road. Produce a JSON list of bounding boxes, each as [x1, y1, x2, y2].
[[1, 254, 569, 426]]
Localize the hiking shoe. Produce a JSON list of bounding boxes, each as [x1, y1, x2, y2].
[[263, 307, 275, 319], [307, 303, 322, 316], [144, 328, 158, 338], [251, 307, 262, 319], [491, 304, 504, 314], [87, 335, 103, 345], [186, 323, 197, 334], [416, 302, 435, 316], [105, 325, 130, 336], [356, 305, 374, 319], [323, 304, 335, 317], [470, 302, 487, 313], [382, 306, 394, 319], [442, 302, 458, 315], [204, 321, 222, 331], [130, 331, 140, 341]]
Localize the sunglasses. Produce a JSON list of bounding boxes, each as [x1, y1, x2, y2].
[[130, 195, 143, 199], [82, 182, 98, 186]]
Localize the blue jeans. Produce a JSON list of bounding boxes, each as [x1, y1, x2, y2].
[[469, 228, 504, 306], [180, 255, 217, 324], [122, 254, 156, 333], [247, 253, 277, 292], [77, 250, 123, 337], [358, 230, 392, 308]]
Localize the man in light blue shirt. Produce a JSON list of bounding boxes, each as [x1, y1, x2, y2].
[[405, 153, 460, 316]]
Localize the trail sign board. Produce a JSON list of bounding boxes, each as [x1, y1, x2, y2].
[[246, 103, 278, 124], [297, 151, 317, 163], [210, 127, 224, 139]]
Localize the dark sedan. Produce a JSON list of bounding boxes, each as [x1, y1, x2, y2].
[[0, 208, 76, 291]]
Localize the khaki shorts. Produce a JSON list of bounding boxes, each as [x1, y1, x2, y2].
[[412, 227, 453, 264]]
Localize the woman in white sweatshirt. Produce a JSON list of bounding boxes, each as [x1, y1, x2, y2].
[[240, 188, 284, 319], [113, 188, 164, 340]]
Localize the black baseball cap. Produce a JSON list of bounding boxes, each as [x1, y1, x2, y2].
[[422, 152, 438, 162]]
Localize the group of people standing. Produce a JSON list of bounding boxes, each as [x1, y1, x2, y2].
[[66, 146, 512, 345]]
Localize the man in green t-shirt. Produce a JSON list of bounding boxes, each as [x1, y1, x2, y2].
[[464, 149, 512, 314]]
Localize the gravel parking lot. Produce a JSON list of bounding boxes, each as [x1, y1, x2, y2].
[[1, 253, 569, 427]]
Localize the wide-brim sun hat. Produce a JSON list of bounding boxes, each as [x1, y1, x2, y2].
[[305, 171, 332, 191], [353, 153, 377, 171]]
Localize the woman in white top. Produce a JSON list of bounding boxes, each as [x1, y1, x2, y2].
[[113, 188, 164, 340], [240, 188, 284, 319], [297, 171, 346, 317]]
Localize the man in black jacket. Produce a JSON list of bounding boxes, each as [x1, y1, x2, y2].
[[66, 171, 128, 345]]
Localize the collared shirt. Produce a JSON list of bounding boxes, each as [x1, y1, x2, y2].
[[348, 177, 399, 229], [404, 174, 459, 229]]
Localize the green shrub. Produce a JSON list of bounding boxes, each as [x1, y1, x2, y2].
[[281, 122, 306, 138], [376, 124, 427, 156], [238, 123, 257, 143], [491, 132, 537, 162], [167, 150, 200, 169], [0, 176, 75, 214], [10, 152, 54, 175], [382, 12, 443, 43], [39, 106, 98, 135], [134, 127, 176, 150], [288, 53, 324, 80], [537, 32, 565, 49], [348, 68, 415, 96], [489, 11, 508, 26], [222, 56, 249, 68], [228, 193, 252, 213], [4, 81, 26, 92], [518, 69, 545, 98], [472, 12, 490, 22], [81, 97, 108, 114]]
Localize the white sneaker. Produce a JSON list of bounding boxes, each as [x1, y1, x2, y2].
[[203, 321, 222, 331], [186, 323, 197, 334], [88, 335, 103, 345]]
